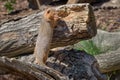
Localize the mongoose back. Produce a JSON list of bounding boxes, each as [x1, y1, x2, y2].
[[34, 8, 60, 66]]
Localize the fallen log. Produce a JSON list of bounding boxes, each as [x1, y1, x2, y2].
[[95, 48, 120, 73], [0, 49, 106, 80], [0, 57, 68, 80], [50, 46, 120, 73], [0, 3, 96, 57]]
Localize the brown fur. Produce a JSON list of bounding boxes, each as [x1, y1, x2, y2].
[[34, 8, 60, 66], [67, 0, 79, 4]]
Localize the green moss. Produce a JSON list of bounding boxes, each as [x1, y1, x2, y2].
[[74, 40, 101, 55]]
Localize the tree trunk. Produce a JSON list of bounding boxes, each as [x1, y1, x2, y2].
[[0, 4, 97, 57], [28, 0, 40, 9], [27, 0, 53, 9]]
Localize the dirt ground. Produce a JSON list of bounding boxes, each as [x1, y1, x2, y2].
[[0, 0, 120, 32], [95, 8, 120, 32]]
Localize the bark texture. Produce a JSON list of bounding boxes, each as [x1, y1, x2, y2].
[[0, 49, 107, 80], [0, 57, 68, 80], [95, 48, 120, 73], [0, 4, 96, 57]]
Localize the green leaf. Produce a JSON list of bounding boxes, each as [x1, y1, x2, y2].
[[74, 40, 101, 55], [4, 1, 14, 13]]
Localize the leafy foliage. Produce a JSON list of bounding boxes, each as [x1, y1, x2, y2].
[[4, 0, 16, 13], [74, 40, 101, 55]]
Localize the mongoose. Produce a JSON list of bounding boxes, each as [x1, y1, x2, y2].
[[34, 8, 60, 66], [67, 0, 79, 4]]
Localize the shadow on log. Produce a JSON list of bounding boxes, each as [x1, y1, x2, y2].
[[0, 3, 96, 57], [0, 49, 107, 80]]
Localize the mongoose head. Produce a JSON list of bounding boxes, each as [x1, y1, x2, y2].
[[44, 8, 60, 27]]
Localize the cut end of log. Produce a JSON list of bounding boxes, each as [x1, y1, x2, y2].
[[56, 3, 97, 37]]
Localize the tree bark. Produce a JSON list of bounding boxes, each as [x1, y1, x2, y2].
[[95, 48, 120, 73], [0, 57, 68, 80], [0, 4, 97, 57], [27, 0, 53, 9], [0, 49, 106, 80], [28, 0, 41, 9], [50, 47, 120, 73]]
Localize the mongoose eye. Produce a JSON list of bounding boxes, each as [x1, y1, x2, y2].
[[47, 10, 51, 14]]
